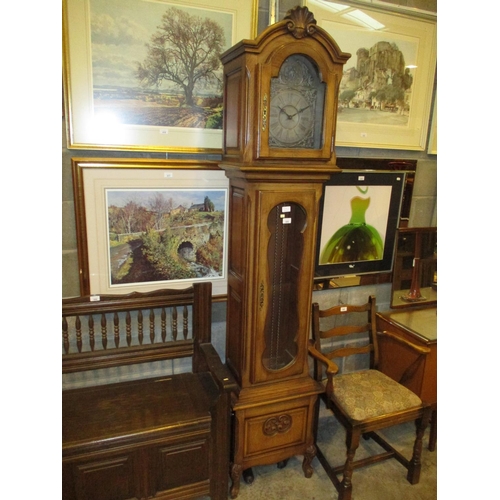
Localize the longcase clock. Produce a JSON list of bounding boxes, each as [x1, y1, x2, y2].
[[219, 7, 350, 498]]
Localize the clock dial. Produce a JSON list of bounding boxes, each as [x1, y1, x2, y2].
[[269, 90, 314, 146], [268, 54, 325, 150]]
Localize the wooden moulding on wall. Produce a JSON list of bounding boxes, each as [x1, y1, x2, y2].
[[72, 158, 229, 298]]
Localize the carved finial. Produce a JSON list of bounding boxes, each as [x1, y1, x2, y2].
[[284, 6, 317, 39]]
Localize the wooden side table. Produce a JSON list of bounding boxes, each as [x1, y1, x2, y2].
[[376, 307, 437, 451]]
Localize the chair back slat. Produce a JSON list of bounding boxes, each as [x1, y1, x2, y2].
[[149, 309, 155, 344], [327, 344, 373, 360], [114, 312, 120, 348], [311, 295, 379, 381], [318, 302, 372, 317], [88, 314, 95, 351], [101, 313, 108, 349], [320, 323, 371, 339], [75, 316, 82, 353], [63, 317, 69, 354], [126, 312, 132, 346], [161, 308, 167, 342], [138, 310, 144, 345], [183, 305, 189, 339], [172, 307, 178, 340]]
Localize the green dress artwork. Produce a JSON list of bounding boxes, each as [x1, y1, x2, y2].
[[320, 192, 384, 264]]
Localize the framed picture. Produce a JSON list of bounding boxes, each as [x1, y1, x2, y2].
[[336, 157, 416, 227], [63, 0, 254, 152], [427, 92, 437, 154], [315, 170, 406, 280], [72, 158, 229, 297], [253, 0, 304, 37], [305, 0, 436, 150]]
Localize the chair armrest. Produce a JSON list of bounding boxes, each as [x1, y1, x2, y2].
[[199, 342, 239, 394], [308, 343, 339, 376], [308, 341, 339, 398], [377, 330, 431, 355]]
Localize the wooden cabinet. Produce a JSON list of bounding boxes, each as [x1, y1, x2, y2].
[[63, 374, 225, 500], [219, 6, 350, 498], [376, 307, 437, 450]]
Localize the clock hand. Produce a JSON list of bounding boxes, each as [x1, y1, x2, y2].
[[289, 105, 311, 118], [278, 106, 295, 120]]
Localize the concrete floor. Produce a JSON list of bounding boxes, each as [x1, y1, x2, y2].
[[223, 404, 437, 500]]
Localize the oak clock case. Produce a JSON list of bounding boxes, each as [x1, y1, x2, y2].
[[219, 7, 350, 499]]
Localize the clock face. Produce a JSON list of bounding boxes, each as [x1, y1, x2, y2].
[[269, 90, 314, 146], [268, 55, 325, 150]]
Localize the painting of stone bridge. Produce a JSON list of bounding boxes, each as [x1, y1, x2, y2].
[[106, 188, 227, 286]]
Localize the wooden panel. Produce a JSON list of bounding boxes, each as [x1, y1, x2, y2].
[[154, 439, 210, 493], [377, 329, 425, 397], [71, 453, 140, 500], [376, 311, 437, 405], [244, 405, 309, 457], [224, 68, 243, 151], [226, 286, 243, 385], [229, 186, 246, 278]]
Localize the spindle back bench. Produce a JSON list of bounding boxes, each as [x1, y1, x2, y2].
[[62, 282, 237, 500]]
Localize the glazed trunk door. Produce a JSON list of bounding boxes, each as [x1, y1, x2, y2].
[[251, 188, 318, 384]]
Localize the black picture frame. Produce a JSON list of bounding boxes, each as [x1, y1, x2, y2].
[[315, 170, 406, 280]]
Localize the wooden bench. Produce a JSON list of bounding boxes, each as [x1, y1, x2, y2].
[[62, 282, 237, 500]]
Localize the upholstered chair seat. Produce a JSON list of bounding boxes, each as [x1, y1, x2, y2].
[[330, 369, 423, 421]]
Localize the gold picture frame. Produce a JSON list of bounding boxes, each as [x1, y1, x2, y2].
[[306, 0, 436, 151], [72, 158, 229, 297], [63, 0, 254, 152], [427, 92, 437, 154]]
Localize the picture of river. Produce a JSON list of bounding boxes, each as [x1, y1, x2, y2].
[[106, 188, 227, 286]]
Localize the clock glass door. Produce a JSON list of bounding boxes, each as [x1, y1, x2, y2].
[[269, 54, 325, 150], [262, 202, 306, 371]]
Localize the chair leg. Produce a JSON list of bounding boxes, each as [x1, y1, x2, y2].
[[338, 430, 361, 500], [407, 409, 430, 484], [429, 409, 437, 451]]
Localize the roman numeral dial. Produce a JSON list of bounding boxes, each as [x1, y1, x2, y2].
[[267, 54, 326, 151], [269, 90, 314, 146]]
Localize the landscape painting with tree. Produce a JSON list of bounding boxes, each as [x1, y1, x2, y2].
[[106, 188, 227, 287], [90, 0, 233, 131]]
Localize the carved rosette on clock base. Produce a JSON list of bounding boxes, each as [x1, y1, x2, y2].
[[219, 7, 350, 498]]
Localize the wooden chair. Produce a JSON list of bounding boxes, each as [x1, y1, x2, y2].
[[308, 295, 432, 500]]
